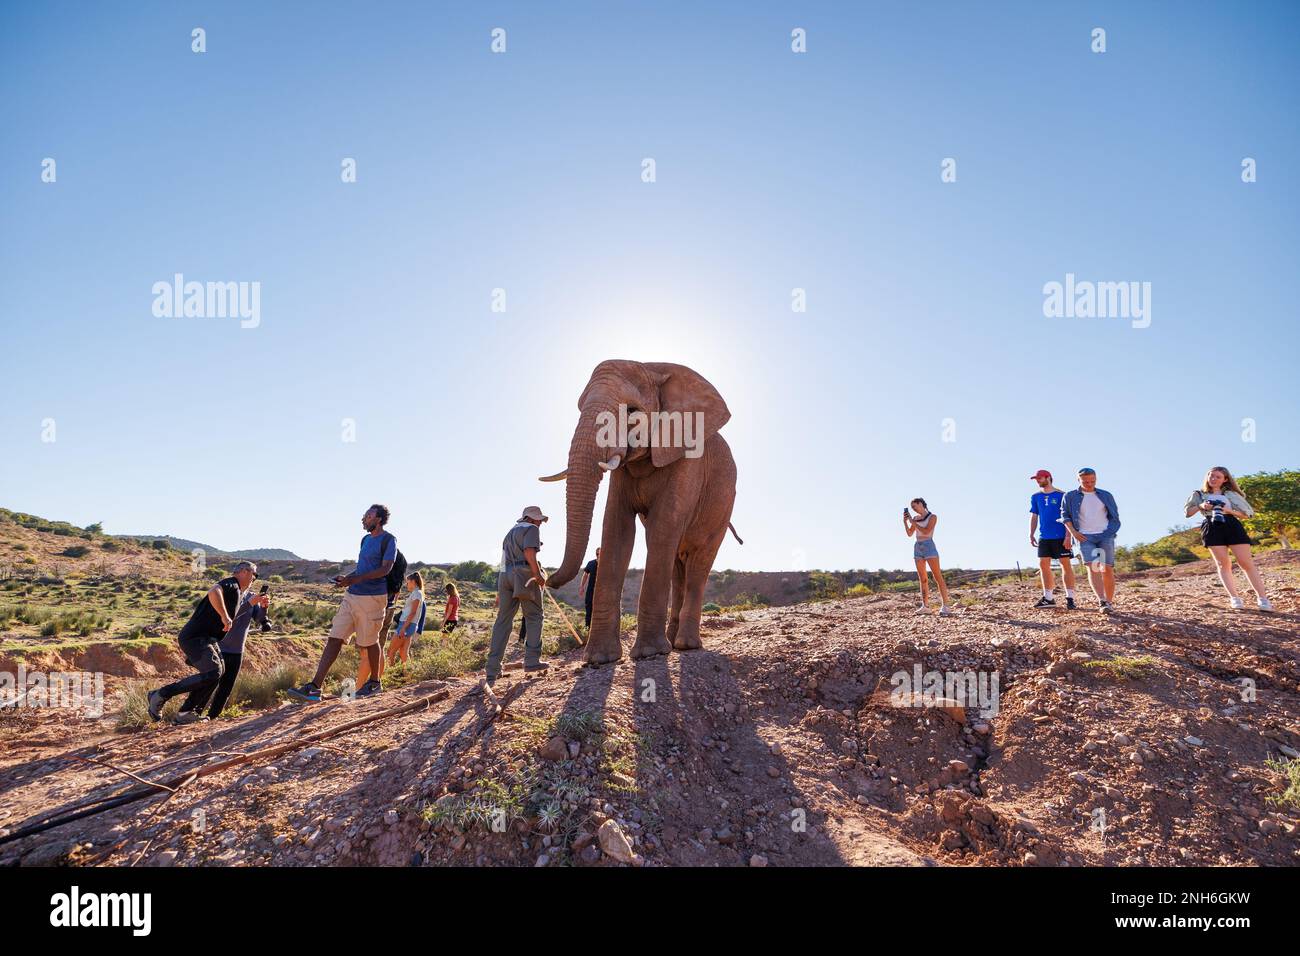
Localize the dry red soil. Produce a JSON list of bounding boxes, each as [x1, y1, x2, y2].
[[2, 552, 1297, 867]]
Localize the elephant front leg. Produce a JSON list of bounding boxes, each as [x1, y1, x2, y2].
[[585, 496, 635, 666], [630, 521, 678, 660]]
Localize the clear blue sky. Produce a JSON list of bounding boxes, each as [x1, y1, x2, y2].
[[2, 1, 1297, 572]]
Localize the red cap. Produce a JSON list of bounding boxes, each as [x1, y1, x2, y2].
[[1030, 469, 1052, 480]]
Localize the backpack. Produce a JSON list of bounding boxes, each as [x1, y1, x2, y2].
[[365, 531, 407, 599]]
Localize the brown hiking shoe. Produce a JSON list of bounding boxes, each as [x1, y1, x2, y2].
[[523, 663, 550, 674]]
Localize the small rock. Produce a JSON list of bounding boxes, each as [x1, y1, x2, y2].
[[540, 736, 568, 762], [749, 854, 768, 867], [153, 849, 179, 867], [598, 819, 635, 864], [384, 809, 399, 826]]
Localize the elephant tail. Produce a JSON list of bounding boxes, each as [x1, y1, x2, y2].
[[728, 522, 744, 545]]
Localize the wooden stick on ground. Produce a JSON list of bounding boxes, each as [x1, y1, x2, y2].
[[0, 685, 452, 847]]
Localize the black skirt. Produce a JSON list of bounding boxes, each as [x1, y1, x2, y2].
[[1201, 515, 1251, 547]]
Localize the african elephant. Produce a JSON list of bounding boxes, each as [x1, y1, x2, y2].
[[540, 360, 739, 665]]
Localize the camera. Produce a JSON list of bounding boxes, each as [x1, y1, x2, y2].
[[259, 583, 274, 631], [1208, 499, 1227, 523]]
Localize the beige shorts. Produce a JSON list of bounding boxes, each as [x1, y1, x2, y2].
[[328, 592, 387, 647]]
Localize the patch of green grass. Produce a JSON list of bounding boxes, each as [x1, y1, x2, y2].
[[115, 680, 180, 730], [230, 663, 313, 710], [1081, 654, 1159, 681], [1265, 756, 1300, 812]]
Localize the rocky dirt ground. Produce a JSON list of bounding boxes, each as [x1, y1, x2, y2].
[[1, 552, 1297, 867]]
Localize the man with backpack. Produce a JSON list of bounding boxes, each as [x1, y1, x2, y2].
[[357, 538, 408, 688], [289, 504, 396, 702], [482, 506, 550, 689]]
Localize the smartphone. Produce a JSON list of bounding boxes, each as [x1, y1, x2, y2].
[[259, 584, 269, 595], [903, 508, 910, 517]]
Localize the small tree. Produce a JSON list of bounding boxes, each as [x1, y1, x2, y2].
[[1239, 470, 1300, 549]]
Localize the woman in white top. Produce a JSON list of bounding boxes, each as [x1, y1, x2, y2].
[[386, 571, 426, 667], [1184, 466, 1273, 612], [904, 498, 953, 616]]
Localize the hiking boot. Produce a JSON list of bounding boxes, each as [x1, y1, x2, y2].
[[938, 606, 954, 617], [147, 689, 165, 722], [1033, 596, 1056, 608], [287, 682, 323, 703], [355, 679, 383, 698], [523, 662, 550, 674], [1257, 597, 1274, 613], [1065, 597, 1077, 610], [1099, 601, 1113, 615], [174, 711, 208, 725], [1229, 596, 1246, 610]]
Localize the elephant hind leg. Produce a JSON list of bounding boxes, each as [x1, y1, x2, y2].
[[666, 554, 686, 647], [673, 530, 726, 651]]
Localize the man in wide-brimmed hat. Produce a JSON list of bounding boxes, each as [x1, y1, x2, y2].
[[483, 506, 551, 687]]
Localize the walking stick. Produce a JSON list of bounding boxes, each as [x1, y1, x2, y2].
[[543, 585, 586, 646]]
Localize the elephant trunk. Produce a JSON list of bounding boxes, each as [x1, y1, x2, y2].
[[544, 403, 609, 589]]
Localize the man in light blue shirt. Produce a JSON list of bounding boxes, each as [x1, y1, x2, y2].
[[1061, 468, 1121, 615]]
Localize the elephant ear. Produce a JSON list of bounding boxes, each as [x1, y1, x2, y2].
[[644, 363, 730, 468]]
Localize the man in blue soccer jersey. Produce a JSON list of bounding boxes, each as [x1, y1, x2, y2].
[[1028, 469, 1077, 609]]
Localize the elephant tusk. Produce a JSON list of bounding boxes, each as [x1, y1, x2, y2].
[[538, 470, 568, 482], [597, 454, 622, 472]]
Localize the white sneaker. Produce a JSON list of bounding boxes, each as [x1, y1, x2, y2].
[[1229, 596, 1245, 610], [938, 606, 954, 617], [1257, 597, 1274, 613], [914, 605, 931, 615]]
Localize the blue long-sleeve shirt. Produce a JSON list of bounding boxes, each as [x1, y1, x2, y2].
[[218, 593, 266, 654]]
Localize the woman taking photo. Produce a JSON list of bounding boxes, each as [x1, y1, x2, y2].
[[1184, 466, 1273, 612], [904, 498, 953, 617]]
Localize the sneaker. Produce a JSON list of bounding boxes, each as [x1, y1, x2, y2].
[[1099, 601, 1113, 615], [1065, 597, 1077, 610], [913, 605, 931, 615], [938, 606, 954, 617], [287, 682, 322, 704], [1229, 596, 1246, 610], [1033, 596, 1056, 608], [523, 663, 550, 674], [1257, 597, 1274, 613], [355, 679, 383, 698], [174, 711, 207, 725], [147, 689, 165, 722]]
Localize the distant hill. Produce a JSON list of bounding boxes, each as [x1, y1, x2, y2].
[[114, 535, 301, 562]]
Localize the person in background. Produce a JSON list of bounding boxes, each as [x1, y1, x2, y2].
[[442, 581, 460, 632], [386, 572, 425, 667], [578, 547, 602, 628], [904, 498, 953, 617], [148, 561, 258, 724], [1028, 469, 1077, 609], [203, 583, 271, 720], [1185, 466, 1274, 612], [288, 504, 396, 703], [1060, 468, 1121, 615]]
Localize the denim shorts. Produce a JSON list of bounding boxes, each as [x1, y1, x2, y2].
[[394, 619, 418, 638], [913, 539, 939, 561], [1078, 535, 1116, 567]]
